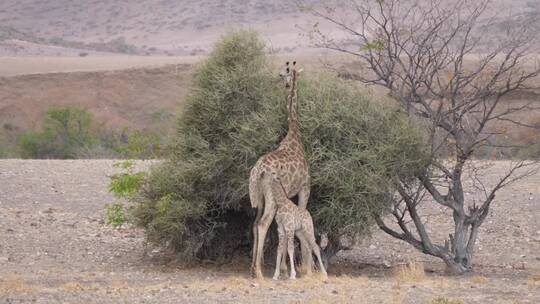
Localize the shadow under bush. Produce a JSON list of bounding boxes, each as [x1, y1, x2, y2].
[[132, 30, 429, 264]]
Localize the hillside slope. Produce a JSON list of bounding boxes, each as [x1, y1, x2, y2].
[[0, 0, 321, 56], [0, 64, 193, 137]]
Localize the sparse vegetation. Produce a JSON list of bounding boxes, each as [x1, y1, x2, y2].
[[106, 160, 147, 228], [105, 203, 127, 228], [470, 276, 489, 284], [131, 30, 428, 263], [18, 106, 96, 159], [108, 160, 146, 199], [15, 106, 164, 159], [311, 0, 540, 273], [394, 263, 426, 284]]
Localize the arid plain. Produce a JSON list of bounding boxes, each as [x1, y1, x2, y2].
[[1, 1, 540, 303]]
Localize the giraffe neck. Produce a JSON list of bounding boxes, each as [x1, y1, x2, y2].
[[274, 177, 291, 208], [286, 70, 300, 140]]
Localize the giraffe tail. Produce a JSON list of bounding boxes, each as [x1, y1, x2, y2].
[[249, 163, 264, 209]]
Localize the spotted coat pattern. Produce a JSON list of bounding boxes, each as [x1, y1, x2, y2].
[[250, 65, 313, 279]]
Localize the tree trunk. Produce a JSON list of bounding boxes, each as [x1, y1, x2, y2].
[[441, 254, 472, 274]]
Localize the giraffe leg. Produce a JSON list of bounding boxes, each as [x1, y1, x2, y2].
[[273, 225, 285, 280], [298, 235, 313, 275], [249, 170, 264, 275], [306, 232, 327, 278], [312, 243, 327, 278], [280, 239, 288, 273], [251, 205, 262, 275], [297, 185, 313, 273], [302, 222, 328, 278], [286, 232, 296, 280], [297, 182, 310, 210], [254, 202, 276, 279]]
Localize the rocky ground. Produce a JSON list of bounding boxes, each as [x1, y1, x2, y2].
[[0, 160, 539, 303]]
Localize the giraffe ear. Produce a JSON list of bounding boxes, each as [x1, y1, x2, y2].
[[297, 68, 304, 74]]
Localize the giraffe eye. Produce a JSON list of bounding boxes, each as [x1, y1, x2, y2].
[[286, 67, 290, 73]]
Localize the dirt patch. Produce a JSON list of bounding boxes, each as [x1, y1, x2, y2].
[[0, 160, 539, 303]]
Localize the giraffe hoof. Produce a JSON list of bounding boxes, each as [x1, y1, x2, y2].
[[272, 276, 279, 281]]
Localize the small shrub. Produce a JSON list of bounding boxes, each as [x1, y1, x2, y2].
[[106, 161, 147, 228], [16, 106, 165, 159], [105, 203, 127, 228], [113, 130, 162, 159], [109, 160, 146, 199], [18, 106, 96, 159]]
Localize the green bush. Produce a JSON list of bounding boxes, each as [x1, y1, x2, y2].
[[18, 106, 96, 159], [109, 160, 146, 199], [106, 161, 146, 228], [16, 106, 165, 159], [131, 30, 429, 263], [113, 130, 163, 159], [105, 203, 128, 228]]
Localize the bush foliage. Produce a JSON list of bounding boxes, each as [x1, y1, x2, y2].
[[19, 106, 95, 159], [132, 30, 429, 262], [106, 160, 146, 228], [17, 106, 163, 159]]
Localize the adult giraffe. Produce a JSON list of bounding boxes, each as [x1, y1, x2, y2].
[[249, 61, 313, 279]]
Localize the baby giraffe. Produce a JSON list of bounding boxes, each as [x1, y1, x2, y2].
[[262, 172, 327, 280]]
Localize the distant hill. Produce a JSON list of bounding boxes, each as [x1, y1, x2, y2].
[[1, 0, 537, 57], [0, 0, 323, 56]]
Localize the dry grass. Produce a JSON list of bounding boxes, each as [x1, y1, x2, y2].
[[528, 273, 540, 288], [470, 275, 489, 285], [430, 277, 451, 290], [394, 262, 426, 285], [58, 282, 86, 292], [430, 297, 464, 304], [0, 275, 33, 296]]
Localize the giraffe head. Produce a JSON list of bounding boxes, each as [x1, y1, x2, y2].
[[279, 61, 303, 88]]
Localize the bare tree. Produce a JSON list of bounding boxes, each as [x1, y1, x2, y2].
[[305, 0, 540, 273]]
